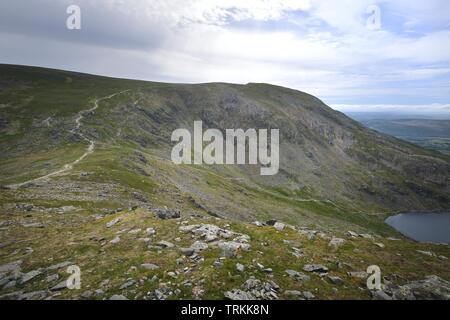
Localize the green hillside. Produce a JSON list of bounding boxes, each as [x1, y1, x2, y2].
[[0, 65, 449, 300]]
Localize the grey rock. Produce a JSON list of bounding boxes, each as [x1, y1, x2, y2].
[[22, 222, 44, 228], [224, 289, 255, 300], [179, 248, 195, 256], [416, 250, 435, 257], [179, 224, 236, 241], [3, 280, 17, 289], [302, 291, 316, 300], [46, 261, 73, 271], [0, 260, 22, 273], [273, 222, 285, 231], [0, 220, 13, 228], [81, 290, 93, 299], [285, 269, 311, 282], [58, 206, 77, 214], [347, 271, 368, 279], [225, 278, 280, 300], [16, 203, 34, 211], [371, 290, 393, 300], [303, 264, 329, 273], [389, 275, 450, 300], [46, 274, 59, 283], [51, 280, 68, 291], [190, 241, 209, 252], [128, 228, 142, 235], [329, 237, 345, 249], [154, 208, 181, 220], [21, 269, 42, 284], [106, 218, 120, 228], [132, 192, 147, 203], [236, 263, 245, 272], [120, 279, 136, 289], [110, 236, 121, 244], [110, 294, 128, 300], [141, 263, 159, 271], [347, 231, 359, 238], [284, 290, 304, 298], [218, 241, 251, 257], [326, 275, 344, 285], [19, 290, 47, 300], [156, 241, 175, 249], [95, 289, 105, 296]]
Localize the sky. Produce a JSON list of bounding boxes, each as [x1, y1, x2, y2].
[[0, 0, 450, 113]]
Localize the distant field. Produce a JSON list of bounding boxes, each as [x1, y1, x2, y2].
[[405, 138, 450, 155], [346, 114, 450, 155]]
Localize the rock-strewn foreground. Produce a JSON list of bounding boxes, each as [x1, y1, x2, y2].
[[0, 208, 449, 300]]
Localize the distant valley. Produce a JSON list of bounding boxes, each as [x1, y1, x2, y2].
[[347, 113, 450, 155]]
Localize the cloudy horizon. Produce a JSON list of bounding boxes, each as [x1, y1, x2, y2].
[[1, 0, 449, 113]]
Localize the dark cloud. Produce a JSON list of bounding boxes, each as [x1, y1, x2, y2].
[[0, 0, 166, 51]]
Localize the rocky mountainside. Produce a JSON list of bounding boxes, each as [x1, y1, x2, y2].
[[0, 64, 449, 300], [1, 64, 449, 228]]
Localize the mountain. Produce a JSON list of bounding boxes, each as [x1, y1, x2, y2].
[[1, 64, 449, 232], [1, 64, 449, 300]]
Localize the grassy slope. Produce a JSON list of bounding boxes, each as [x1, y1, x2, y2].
[[0, 207, 448, 300]]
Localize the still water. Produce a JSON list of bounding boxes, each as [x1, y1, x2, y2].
[[385, 212, 450, 244]]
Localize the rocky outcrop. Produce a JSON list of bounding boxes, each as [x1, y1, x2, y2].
[[376, 276, 450, 300], [224, 278, 280, 300], [154, 208, 181, 220]]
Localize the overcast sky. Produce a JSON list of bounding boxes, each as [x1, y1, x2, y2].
[[1, 0, 449, 113]]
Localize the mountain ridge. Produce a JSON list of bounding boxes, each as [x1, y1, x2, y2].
[[0, 64, 449, 233]]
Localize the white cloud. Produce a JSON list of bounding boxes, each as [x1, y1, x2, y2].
[[0, 0, 449, 110]]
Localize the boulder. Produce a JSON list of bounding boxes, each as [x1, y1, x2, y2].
[[285, 269, 310, 282], [236, 263, 245, 272], [328, 237, 345, 249], [20, 270, 42, 284], [218, 241, 251, 257], [273, 222, 285, 231], [140, 263, 159, 271], [154, 208, 181, 220], [156, 241, 175, 249], [303, 264, 329, 273], [190, 241, 209, 252], [326, 275, 344, 285], [390, 275, 450, 300]]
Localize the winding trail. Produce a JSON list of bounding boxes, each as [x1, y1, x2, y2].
[[8, 90, 129, 189]]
